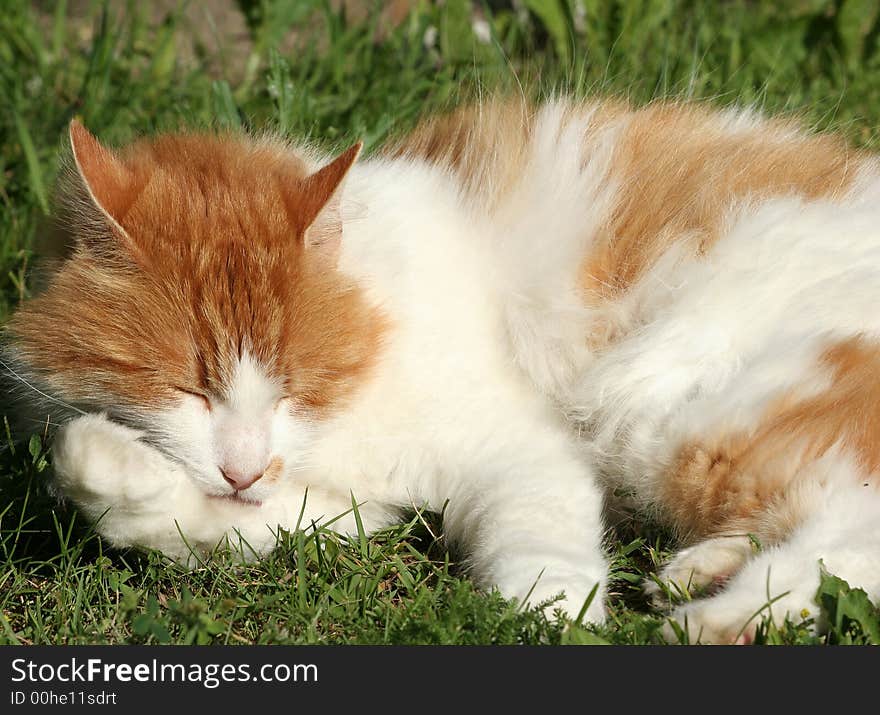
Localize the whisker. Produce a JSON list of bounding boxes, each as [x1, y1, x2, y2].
[[16, 417, 66, 429], [0, 357, 87, 417]]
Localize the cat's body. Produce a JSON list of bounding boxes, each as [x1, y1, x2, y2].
[[6, 98, 880, 641], [397, 101, 880, 641]]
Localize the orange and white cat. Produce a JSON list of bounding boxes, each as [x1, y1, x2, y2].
[[6, 98, 880, 641]]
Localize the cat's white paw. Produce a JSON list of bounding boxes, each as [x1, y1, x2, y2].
[[52, 413, 182, 509], [646, 535, 755, 606], [660, 556, 820, 644]]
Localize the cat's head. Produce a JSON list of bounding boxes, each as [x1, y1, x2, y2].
[[4, 121, 386, 505]]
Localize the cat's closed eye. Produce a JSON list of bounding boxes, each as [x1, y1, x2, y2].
[[174, 388, 211, 411], [174, 387, 290, 414]]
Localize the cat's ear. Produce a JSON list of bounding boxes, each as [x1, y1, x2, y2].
[[68, 120, 139, 241], [288, 141, 363, 256]]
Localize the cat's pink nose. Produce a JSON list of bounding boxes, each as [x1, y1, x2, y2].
[[220, 466, 263, 491]]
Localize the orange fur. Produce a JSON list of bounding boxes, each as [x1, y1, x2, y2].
[[661, 337, 880, 544], [580, 102, 860, 305], [384, 97, 538, 210], [8, 126, 386, 414], [262, 456, 284, 483]]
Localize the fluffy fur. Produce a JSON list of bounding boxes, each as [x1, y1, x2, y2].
[[6, 97, 880, 639]]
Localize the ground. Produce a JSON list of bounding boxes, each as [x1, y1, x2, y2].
[[1, 0, 879, 645]]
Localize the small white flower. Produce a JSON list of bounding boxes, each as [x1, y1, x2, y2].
[[574, 0, 587, 33], [423, 25, 438, 50], [472, 18, 491, 44], [26, 75, 43, 96]]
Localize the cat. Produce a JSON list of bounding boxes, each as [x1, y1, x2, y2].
[[6, 96, 880, 643]]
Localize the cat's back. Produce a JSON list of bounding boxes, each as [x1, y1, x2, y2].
[[389, 95, 880, 384]]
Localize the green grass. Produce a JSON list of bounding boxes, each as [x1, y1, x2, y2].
[[2, 0, 880, 645]]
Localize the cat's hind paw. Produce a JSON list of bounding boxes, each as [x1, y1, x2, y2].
[[645, 535, 755, 607], [659, 556, 820, 644]]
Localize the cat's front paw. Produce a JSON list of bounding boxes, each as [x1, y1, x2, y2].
[[52, 413, 182, 511]]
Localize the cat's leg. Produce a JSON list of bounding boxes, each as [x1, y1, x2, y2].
[[438, 418, 608, 623], [645, 534, 755, 605], [662, 484, 880, 643], [52, 413, 294, 563]]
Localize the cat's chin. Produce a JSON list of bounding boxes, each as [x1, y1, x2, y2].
[[207, 492, 263, 507]]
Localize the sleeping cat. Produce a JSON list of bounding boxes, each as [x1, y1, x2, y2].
[[4, 113, 609, 625], [5, 97, 880, 642]]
